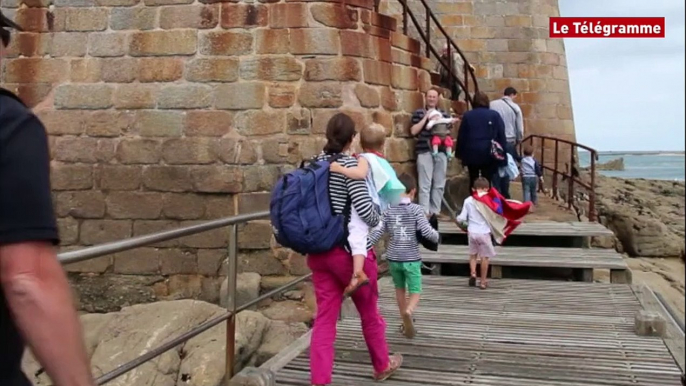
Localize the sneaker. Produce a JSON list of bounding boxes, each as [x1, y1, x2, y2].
[[373, 354, 403, 381]]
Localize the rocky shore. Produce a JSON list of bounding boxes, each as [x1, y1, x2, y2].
[[591, 174, 684, 259]]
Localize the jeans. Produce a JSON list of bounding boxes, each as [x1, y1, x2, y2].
[[467, 164, 496, 189], [417, 152, 447, 215], [307, 247, 389, 385], [522, 176, 538, 205]]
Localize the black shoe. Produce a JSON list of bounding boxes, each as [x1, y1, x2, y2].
[[468, 276, 477, 287]]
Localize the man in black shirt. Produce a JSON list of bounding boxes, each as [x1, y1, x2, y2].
[[1, 12, 95, 385]]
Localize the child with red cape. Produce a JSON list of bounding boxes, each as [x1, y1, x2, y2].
[[458, 187, 532, 245]]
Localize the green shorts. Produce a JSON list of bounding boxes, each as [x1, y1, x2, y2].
[[388, 261, 423, 294]]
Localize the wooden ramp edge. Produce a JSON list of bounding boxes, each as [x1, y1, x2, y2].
[[421, 245, 631, 284], [438, 220, 615, 237], [230, 277, 682, 386]]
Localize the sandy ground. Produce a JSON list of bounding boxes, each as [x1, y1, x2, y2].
[[511, 183, 686, 325]]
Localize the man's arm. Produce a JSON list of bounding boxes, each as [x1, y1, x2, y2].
[[1, 243, 95, 386], [515, 104, 524, 142], [409, 109, 428, 136], [0, 104, 95, 386]]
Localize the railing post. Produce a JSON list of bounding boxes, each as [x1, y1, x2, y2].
[[553, 140, 559, 199], [225, 224, 238, 384], [589, 151, 597, 222], [402, 0, 407, 34], [567, 145, 574, 210], [539, 137, 545, 193], [463, 61, 469, 106], [425, 5, 430, 57]]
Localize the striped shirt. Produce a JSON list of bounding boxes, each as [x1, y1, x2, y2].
[[369, 200, 440, 262], [411, 108, 451, 154], [316, 152, 380, 250]]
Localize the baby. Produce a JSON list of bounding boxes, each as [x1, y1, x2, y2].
[[426, 109, 455, 159], [330, 123, 405, 297]]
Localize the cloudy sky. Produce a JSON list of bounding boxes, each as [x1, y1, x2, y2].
[[559, 0, 685, 151]]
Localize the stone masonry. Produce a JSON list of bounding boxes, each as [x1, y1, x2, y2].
[[380, 0, 576, 165], [0, 0, 447, 303]]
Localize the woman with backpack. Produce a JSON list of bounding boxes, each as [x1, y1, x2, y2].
[[455, 91, 508, 190], [306, 113, 403, 385]]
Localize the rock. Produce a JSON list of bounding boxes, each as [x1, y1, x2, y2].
[[578, 173, 685, 258], [220, 272, 262, 309], [68, 273, 165, 313], [20, 300, 279, 386], [178, 310, 271, 384], [594, 157, 625, 171], [259, 300, 313, 324], [252, 321, 309, 367], [283, 290, 304, 301]]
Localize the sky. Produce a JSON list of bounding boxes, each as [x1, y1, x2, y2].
[[559, 0, 685, 152]]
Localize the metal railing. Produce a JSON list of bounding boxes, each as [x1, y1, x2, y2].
[[393, 0, 479, 107], [520, 134, 599, 222], [58, 211, 312, 385]]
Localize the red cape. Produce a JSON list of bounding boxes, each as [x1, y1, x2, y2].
[[472, 188, 532, 242]]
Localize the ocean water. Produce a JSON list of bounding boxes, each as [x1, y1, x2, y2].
[[578, 151, 685, 181]]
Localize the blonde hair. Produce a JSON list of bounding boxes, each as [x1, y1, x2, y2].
[[360, 123, 386, 152]]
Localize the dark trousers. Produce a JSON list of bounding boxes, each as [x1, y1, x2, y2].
[[467, 164, 496, 189]]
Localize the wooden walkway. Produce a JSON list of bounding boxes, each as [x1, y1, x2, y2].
[[438, 220, 615, 237], [421, 245, 631, 283], [272, 277, 682, 385]]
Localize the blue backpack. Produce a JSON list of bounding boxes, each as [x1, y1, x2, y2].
[[270, 154, 349, 255]]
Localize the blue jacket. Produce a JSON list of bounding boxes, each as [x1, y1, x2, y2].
[[456, 106, 507, 167]]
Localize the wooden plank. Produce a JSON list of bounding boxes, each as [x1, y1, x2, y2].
[[270, 277, 681, 386], [420, 245, 628, 270], [438, 220, 615, 237]]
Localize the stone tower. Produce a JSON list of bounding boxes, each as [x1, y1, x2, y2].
[[381, 0, 576, 164], [0, 0, 577, 305]]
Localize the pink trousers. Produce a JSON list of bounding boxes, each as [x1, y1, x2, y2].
[[307, 247, 390, 385]]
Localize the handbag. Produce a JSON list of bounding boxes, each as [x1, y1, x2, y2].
[[416, 213, 440, 251]]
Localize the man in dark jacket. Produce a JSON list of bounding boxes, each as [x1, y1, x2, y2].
[[0, 12, 95, 386]]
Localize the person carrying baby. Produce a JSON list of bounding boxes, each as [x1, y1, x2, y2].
[[330, 123, 406, 297]]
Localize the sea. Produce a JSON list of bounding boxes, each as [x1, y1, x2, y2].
[[578, 151, 685, 181]]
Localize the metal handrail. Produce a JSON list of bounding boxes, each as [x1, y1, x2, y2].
[[396, 0, 479, 107], [56, 210, 310, 385], [521, 134, 599, 221]]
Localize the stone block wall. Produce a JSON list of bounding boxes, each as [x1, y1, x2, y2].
[[380, 0, 576, 166], [0, 0, 447, 299]]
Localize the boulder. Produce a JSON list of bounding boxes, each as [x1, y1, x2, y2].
[[20, 299, 310, 386], [259, 300, 313, 324], [594, 157, 625, 171], [252, 321, 309, 367], [220, 272, 262, 309]]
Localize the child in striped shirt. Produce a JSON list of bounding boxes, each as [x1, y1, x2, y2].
[[369, 173, 440, 338]]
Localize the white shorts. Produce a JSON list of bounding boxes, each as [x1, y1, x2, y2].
[[347, 207, 369, 257]]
